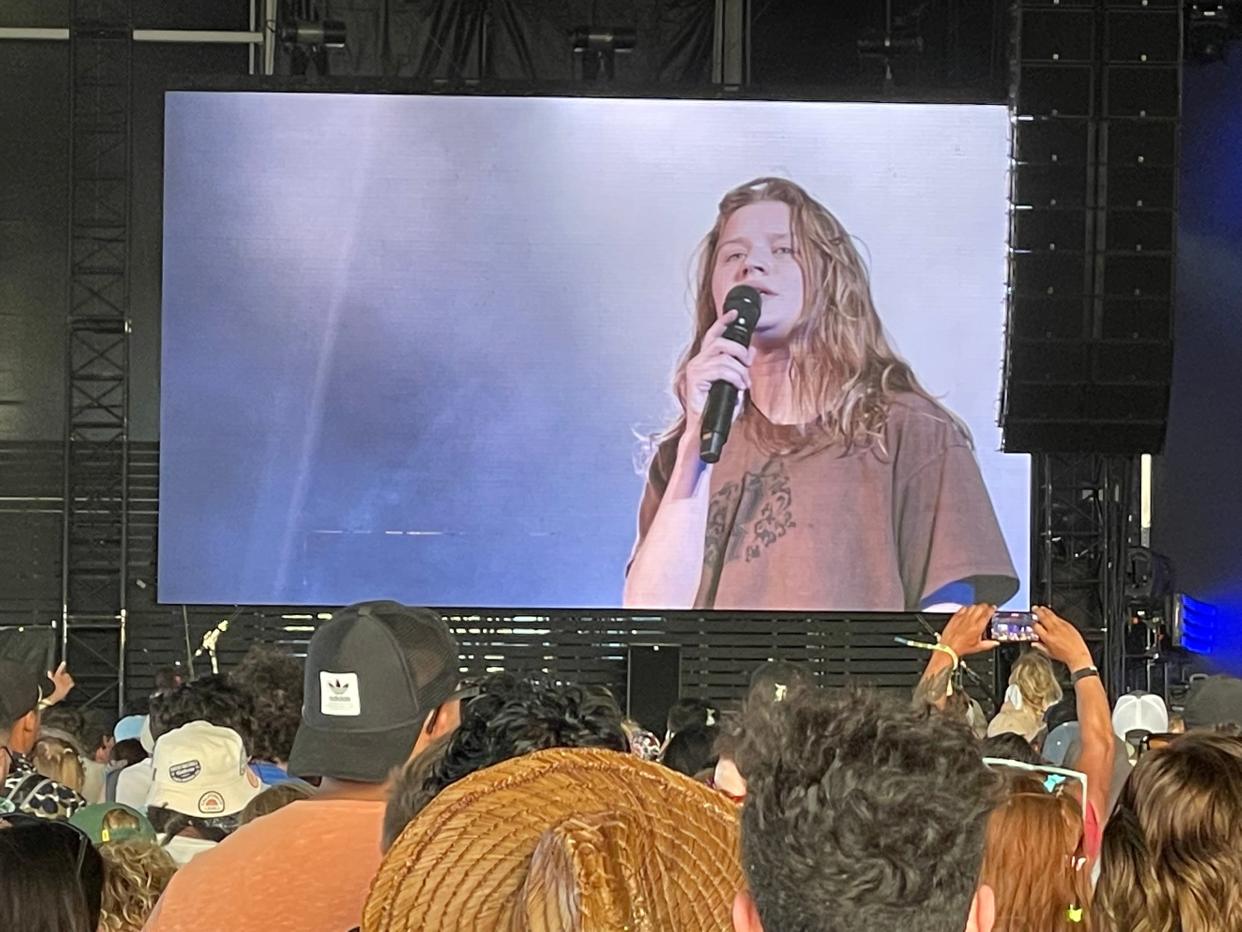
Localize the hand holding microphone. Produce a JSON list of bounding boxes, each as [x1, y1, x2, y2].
[[683, 285, 762, 463]]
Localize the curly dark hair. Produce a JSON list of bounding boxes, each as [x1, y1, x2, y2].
[[382, 673, 628, 850], [230, 646, 304, 764], [666, 697, 717, 738], [980, 731, 1047, 767], [662, 724, 720, 777], [148, 675, 257, 756], [735, 685, 1000, 932]]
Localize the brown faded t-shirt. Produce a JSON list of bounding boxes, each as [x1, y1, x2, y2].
[[631, 393, 1018, 611]]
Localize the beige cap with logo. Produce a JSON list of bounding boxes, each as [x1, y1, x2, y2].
[[146, 721, 262, 818]]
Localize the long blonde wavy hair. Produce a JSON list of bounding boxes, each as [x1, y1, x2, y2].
[[666, 177, 942, 456], [98, 837, 179, 931], [1009, 650, 1063, 713], [1095, 733, 1242, 932]]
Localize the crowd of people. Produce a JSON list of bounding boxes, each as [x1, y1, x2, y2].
[[3, 600, 1242, 931]]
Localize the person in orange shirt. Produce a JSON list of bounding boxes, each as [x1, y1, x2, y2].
[[143, 601, 464, 932]]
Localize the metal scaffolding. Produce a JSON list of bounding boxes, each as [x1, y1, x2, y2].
[[1033, 452, 1139, 695], [62, 0, 133, 715]]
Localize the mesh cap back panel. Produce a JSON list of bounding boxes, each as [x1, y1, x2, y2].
[[359, 603, 459, 711]]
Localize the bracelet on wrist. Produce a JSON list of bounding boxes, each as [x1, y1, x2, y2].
[[1070, 665, 1100, 686]]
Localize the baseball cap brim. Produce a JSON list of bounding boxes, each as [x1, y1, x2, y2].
[[288, 718, 425, 783]]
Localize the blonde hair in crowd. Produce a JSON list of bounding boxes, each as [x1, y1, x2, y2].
[[1007, 650, 1063, 713], [1095, 733, 1242, 932], [979, 772, 1092, 932], [666, 177, 945, 456], [32, 735, 85, 792], [98, 837, 179, 931]]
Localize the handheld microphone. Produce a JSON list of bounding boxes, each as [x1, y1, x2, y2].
[[700, 285, 762, 463]]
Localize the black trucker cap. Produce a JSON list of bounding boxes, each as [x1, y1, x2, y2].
[[287, 601, 459, 783], [0, 660, 55, 726]]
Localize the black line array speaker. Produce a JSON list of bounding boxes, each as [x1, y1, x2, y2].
[[1002, 0, 1180, 453]]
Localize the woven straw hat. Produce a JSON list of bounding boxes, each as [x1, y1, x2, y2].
[[363, 747, 743, 931]]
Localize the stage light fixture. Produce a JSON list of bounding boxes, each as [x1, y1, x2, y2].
[[1185, 1, 1242, 63], [1171, 593, 1220, 655], [856, 6, 925, 88], [278, 19, 347, 49], [571, 26, 636, 81]]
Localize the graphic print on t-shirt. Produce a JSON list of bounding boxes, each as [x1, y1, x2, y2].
[[703, 458, 797, 570]]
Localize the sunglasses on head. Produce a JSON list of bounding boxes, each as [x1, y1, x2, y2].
[[982, 757, 1089, 830], [983, 757, 1090, 924]]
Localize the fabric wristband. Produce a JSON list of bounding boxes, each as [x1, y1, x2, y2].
[[1070, 666, 1100, 686]]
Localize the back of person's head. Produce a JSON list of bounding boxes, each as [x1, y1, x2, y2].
[[287, 601, 461, 783], [146, 721, 261, 840], [665, 697, 717, 738], [943, 688, 989, 738], [747, 660, 810, 708], [69, 802, 156, 846], [1112, 691, 1169, 745], [1096, 732, 1242, 932], [38, 706, 88, 754], [1183, 675, 1242, 731], [149, 674, 257, 753], [230, 645, 304, 765], [1008, 651, 1062, 712], [110, 737, 148, 768], [240, 781, 313, 825], [980, 732, 1046, 767], [733, 685, 998, 932], [0, 660, 52, 754], [0, 818, 105, 932], [382, 674, 628, 850], [1043, 695, 1078, 734], [97, 838, 178, 932], [662, 723, 719, 777], [979, 772, 1091, 932], [32, 735, 86, 792], [153, 666, 185, 694]]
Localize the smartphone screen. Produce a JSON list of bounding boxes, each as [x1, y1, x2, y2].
[[992, 611, 1039, 642]]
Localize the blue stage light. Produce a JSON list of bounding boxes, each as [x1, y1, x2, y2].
[[1173, 593, 1220, 655]]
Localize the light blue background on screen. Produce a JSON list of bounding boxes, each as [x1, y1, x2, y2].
[[159, 92, 1029, 608]]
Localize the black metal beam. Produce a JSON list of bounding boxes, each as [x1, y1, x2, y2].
[[62, 0, 133, 716]]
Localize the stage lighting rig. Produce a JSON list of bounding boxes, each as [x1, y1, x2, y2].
[[1185, 1, 1242, 63], [278, 19, 347, 49], [857, 2, 926, 89], [276, 0, 346, 77], [571, 26, 637, 81]]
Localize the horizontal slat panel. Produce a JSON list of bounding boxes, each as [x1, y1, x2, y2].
[[0, 441, 995, 714]]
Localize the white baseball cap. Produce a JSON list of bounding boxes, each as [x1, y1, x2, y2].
[[1112, 692, 1170, 741], [146, 721, 262, 818]]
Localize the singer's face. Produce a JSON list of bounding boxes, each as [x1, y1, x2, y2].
[[711, 200, 804, 346]]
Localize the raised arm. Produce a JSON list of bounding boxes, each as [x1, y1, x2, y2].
[[913, 604, 998, 711], [1032, 606, 1114, 837]]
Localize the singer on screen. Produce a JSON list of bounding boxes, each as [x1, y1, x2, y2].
[[623, 177, 1018, 612]]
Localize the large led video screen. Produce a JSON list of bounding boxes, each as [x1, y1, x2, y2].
[[159, 91, 1029, 610]]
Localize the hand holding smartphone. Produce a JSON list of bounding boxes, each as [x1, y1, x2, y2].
[[991, 610, 1040, 643]]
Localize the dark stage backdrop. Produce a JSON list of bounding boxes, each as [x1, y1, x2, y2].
[[1153, 48, 1242, 669]]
